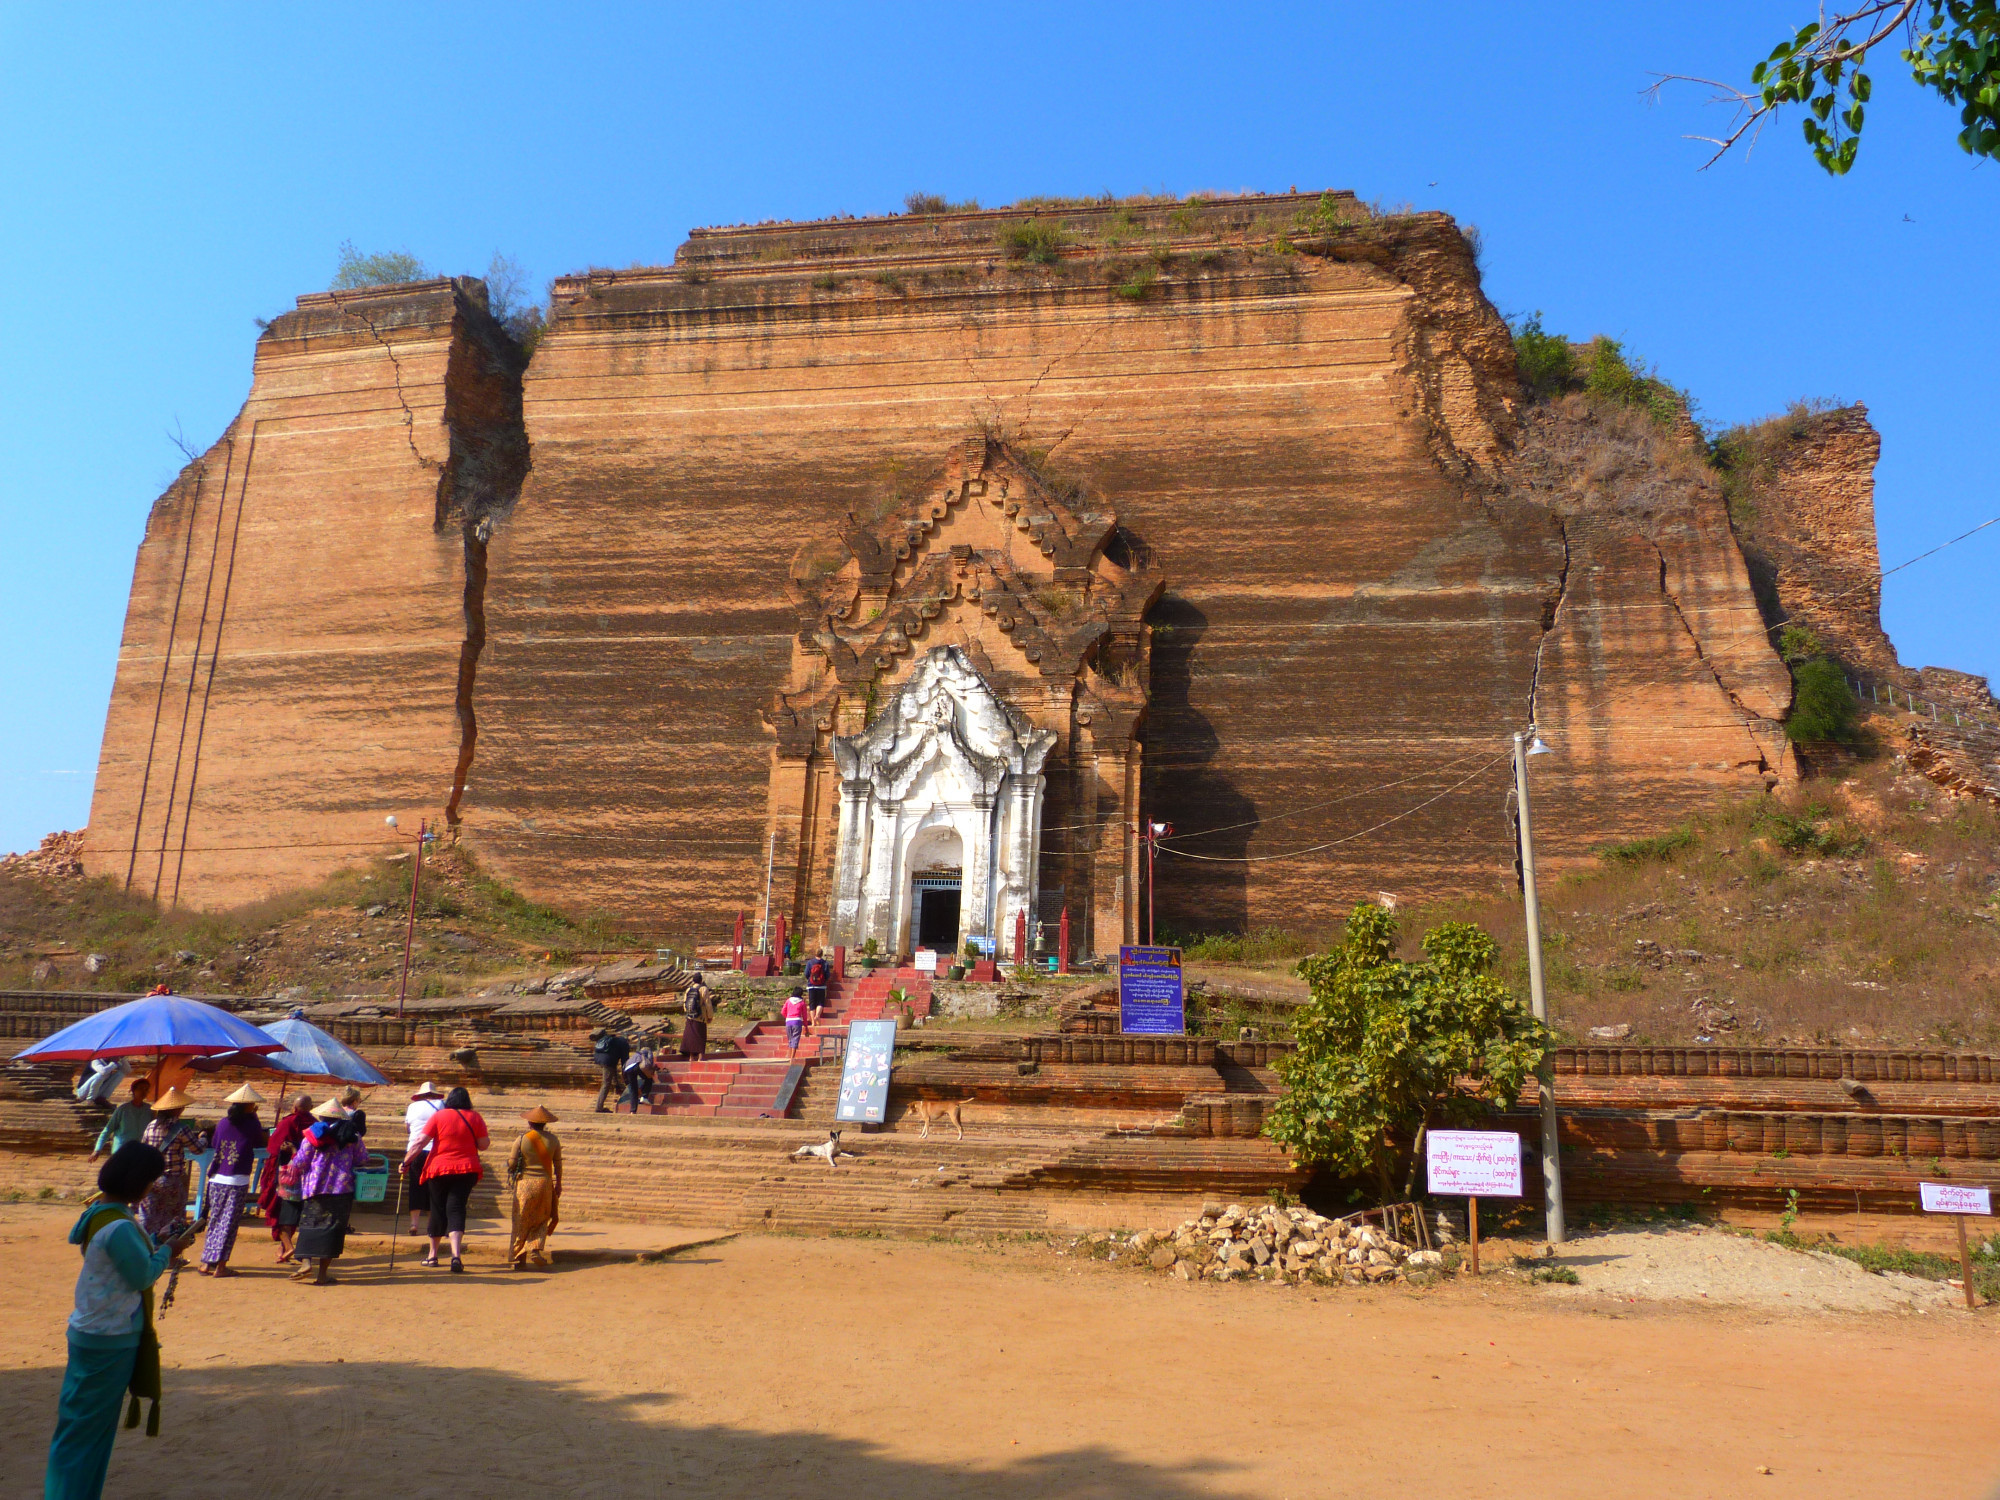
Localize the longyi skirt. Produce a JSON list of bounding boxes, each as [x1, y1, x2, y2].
[[293, 1192, 354, 1261]]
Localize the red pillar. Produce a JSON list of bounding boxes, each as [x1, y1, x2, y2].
[[833, 945, 846, 981], [1013, 908, 1028, 966], [732, 912, 745, 972], [773, 914, 788, 968], [1057, 906, 1071, 974]]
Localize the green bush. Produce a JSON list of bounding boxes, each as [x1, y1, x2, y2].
[[1582, 337, 1683, 426], [904, 192, 979, 215], [1512, 313, 1573, 401], [1001, 219, 1068, 264], [1264, 904, 1550, 1200], [331, 241, 429, 290], [1599, 825, 1697, 865], [1759, 801, 1868, 858], [1115, 264, 1158, 300], [1786, 657, 1860, 744]]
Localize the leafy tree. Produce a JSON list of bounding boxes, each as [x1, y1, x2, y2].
[[1511, 312, 1574, 402], [1657, 2, 2000, 173], [1776, 625, 1863, 743], [483, 252, 545, 352], [330, 241, 430, 290], [1264, 904, 1551, 1202]]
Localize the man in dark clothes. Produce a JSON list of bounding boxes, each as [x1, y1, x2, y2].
[[591, 1028, 631, 1113], [804, 951, 832, 1032]]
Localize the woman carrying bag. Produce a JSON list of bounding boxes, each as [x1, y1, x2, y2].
[[404, 1087, 488, 1272]]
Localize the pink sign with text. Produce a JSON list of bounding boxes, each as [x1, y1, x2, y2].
[[1425, 1130, 1523, 1197], [1919, 1183, 1992, 1215]]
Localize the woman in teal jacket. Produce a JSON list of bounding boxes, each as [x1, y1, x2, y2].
[[45, 1141, 195, 1500]]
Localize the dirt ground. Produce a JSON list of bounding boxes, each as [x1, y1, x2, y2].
[[2, 1206, 1996, 1500]]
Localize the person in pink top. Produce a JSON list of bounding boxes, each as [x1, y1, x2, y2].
[[404, 1087, 489, 1273], [781, 987, 810, 1062]]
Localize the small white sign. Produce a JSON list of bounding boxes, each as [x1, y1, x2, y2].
[[912, 949, 939, 973], [1920, 1182, 1992, 1216], [1426, 1130, 1524, 1198]]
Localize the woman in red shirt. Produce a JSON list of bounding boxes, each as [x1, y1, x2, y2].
[[404, 1086, 488, 1272]]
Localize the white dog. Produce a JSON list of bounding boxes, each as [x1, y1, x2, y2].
[[791, 1130, 856, 1170]]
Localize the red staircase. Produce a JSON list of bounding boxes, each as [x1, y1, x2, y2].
[[844, 967, 934, 1021], [620, 966, 930, 1119]]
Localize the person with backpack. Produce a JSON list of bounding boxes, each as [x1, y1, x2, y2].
[[782, 987, 810, 1063], [678, 977, 716, 1061], [590, 1029, 631, 1113], [803, 951, 832, 1031], [46, 1141, 198, 1499], [621, 1042, 655, 1113]]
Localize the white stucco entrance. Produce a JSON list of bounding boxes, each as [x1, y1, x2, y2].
[[828, 647, 1055, 957]]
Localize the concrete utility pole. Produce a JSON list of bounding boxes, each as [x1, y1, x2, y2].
[[1513, 730, 1566, 1245]]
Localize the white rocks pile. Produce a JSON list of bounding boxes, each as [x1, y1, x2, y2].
[[1075, 1200, 1456, 1285]]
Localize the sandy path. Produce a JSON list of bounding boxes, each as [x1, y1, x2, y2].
[[0, 1205, 1994, 1500]]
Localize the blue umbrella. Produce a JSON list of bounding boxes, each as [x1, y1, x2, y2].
[[248, 1010, 389, 1086], [14, 991, 283, 1063]]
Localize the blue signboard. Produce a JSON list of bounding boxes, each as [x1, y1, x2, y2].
[[835, 1019, 898, 1124], [1118, 945, 1186, 1035]]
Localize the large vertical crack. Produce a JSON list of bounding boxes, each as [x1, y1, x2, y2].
[[433, 281, 531, 829], [1650, 539, 1779, 773], [1527, 512, 1570, 726], [446, 519, 488, 827]]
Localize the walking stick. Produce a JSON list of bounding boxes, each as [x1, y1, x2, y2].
[[389, 1163, 405, 1272]]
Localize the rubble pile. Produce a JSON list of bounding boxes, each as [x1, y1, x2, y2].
[[1073, 1200, 1456, 1286], [1, 831, 85, 880]]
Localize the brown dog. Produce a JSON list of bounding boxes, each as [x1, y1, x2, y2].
[[913, 1097, 965, 1141]]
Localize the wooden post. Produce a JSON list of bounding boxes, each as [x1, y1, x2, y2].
[[1958, 1214, 1976, 1310], [732, 911, 745, 972], [1058, 906, 1071, 974], [1014, 908, 1028, 967], [1469, 1196, 1480, 1277]]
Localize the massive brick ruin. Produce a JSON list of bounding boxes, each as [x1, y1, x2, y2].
[[80, 190, 1971, 949]]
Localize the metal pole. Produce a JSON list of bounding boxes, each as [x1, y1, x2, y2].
[[1146, 826, 1156, 947], [758, 830, 776, 952], [396, 818, 426, 1020], [1513, 733, 1565, 1245]]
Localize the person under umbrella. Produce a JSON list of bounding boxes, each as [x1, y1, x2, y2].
[[87, 1078, 152, 1161], [259, 1094, 313, 1264], [134, 1090, 204, 1243], [506, 1107, 563, 1270], [285, 1101, 368, 1286], [198, 1084, 268, 1278]]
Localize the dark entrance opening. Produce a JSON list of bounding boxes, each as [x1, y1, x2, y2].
[[915, 882, 962, 951]]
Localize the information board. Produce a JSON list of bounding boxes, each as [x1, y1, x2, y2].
[[1118, 946, 1185, 1035], [1425, 1130, 1524, 1197], [912, 949, 939, 973], [1920, 1182, 1993, 1215], [834, 1019, 897, 1125]]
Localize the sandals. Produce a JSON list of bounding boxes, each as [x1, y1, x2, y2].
[[421, 1253, 439, 1268], [449, 1257, 465, 1273]]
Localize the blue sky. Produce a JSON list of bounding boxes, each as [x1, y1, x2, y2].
[[2, 3, 1995, 856]]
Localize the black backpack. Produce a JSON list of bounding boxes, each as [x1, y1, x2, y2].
[[593, 1031, 630, 1067]]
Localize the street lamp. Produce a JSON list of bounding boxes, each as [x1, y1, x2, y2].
[[1512, 728, 1566, 1245], [1142, 821, 1172, 947]]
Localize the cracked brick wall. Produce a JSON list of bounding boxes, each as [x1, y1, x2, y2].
[[84, 278, 525, 907], [463, 195, 1665, 942]]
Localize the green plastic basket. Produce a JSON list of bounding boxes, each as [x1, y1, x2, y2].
[[353, 1153, 390, 1204]]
